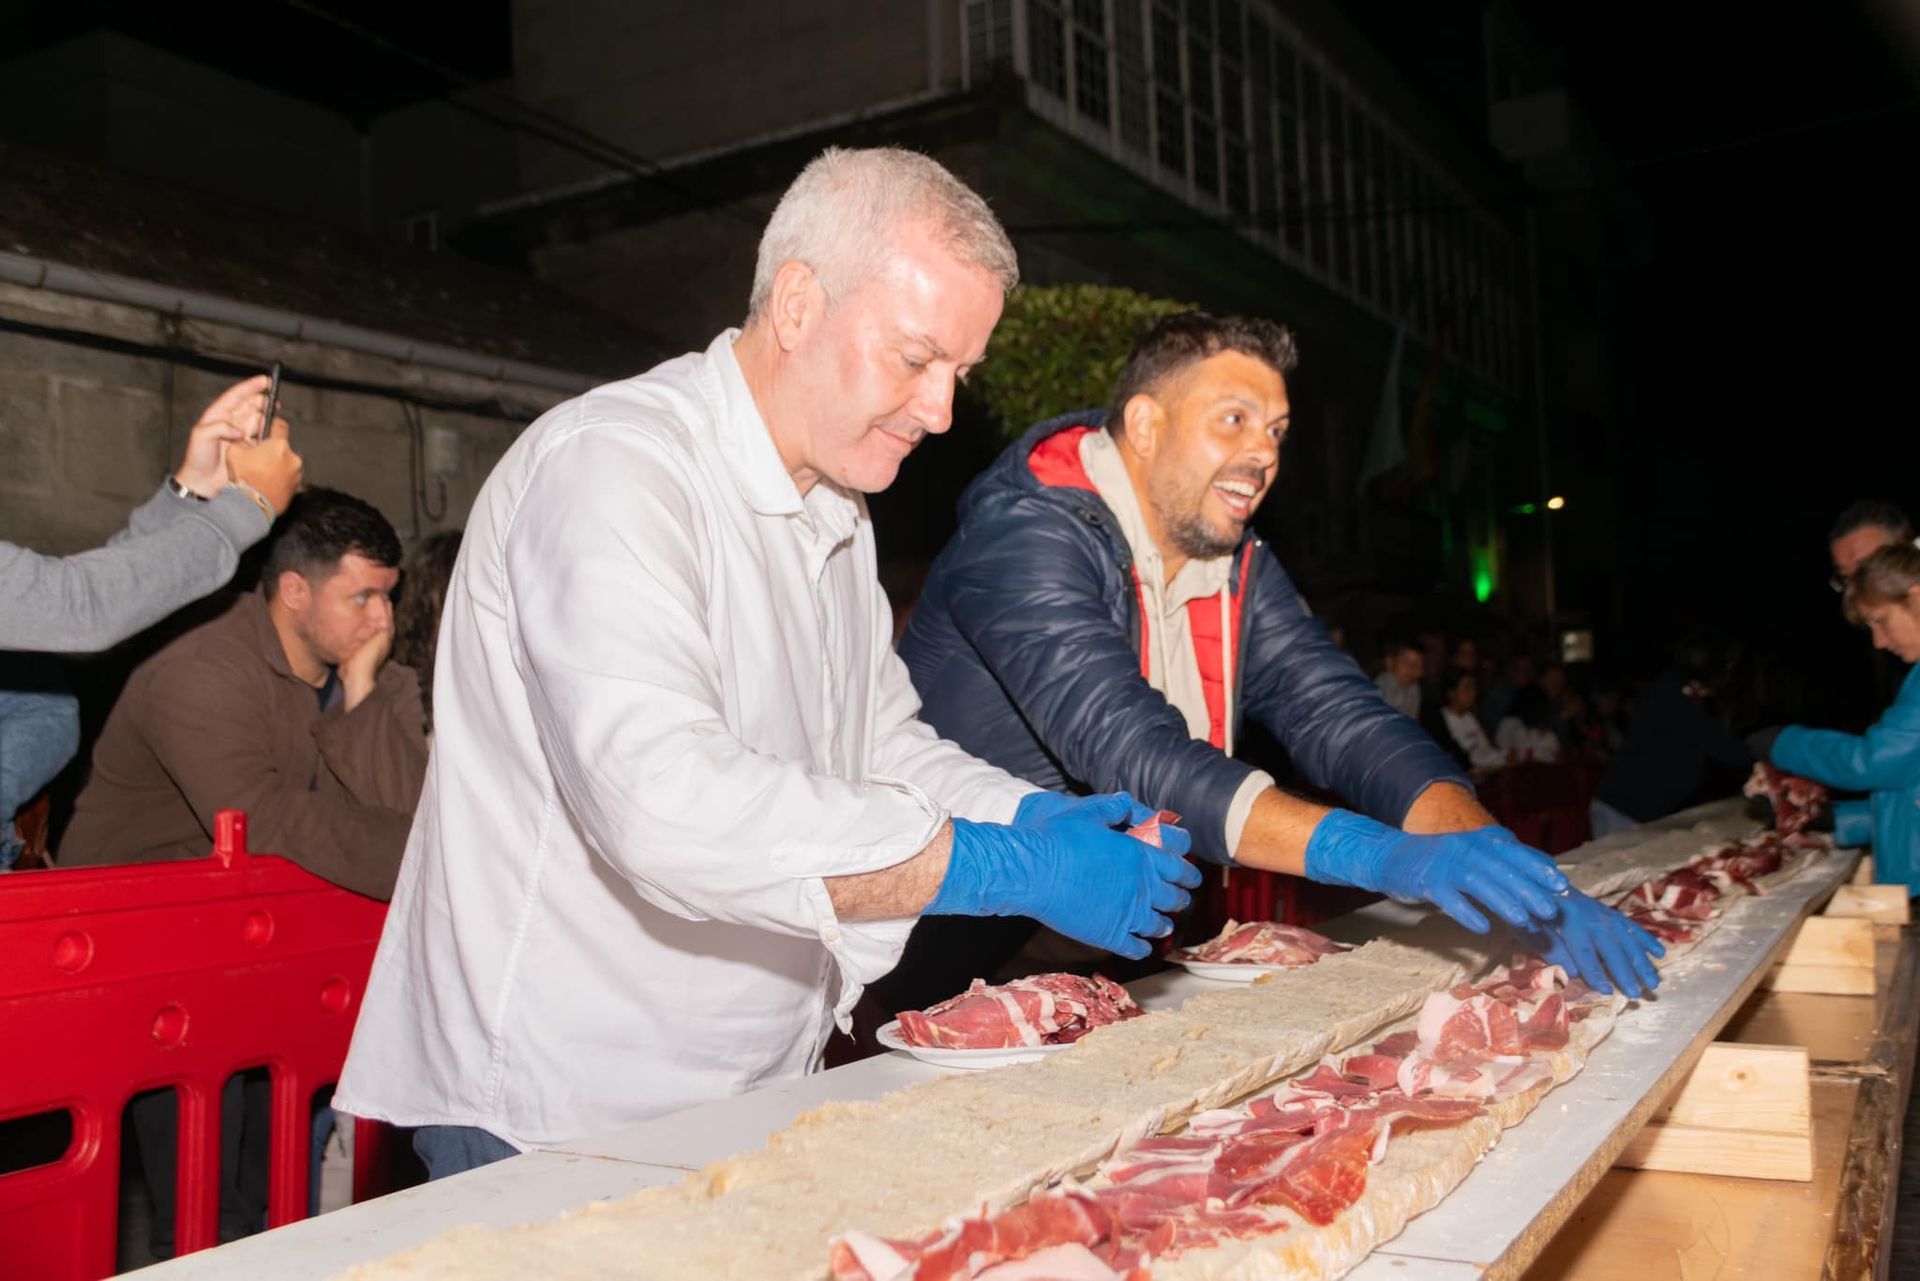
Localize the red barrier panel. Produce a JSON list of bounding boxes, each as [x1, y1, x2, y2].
[[0, 810, 391, 1280], [1479, 760, 1596, 855]]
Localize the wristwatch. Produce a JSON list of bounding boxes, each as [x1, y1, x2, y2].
[[163, 474, 208, 502]]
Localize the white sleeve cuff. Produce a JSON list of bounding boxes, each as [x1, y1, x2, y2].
[[1224, 770, 1277, 861]]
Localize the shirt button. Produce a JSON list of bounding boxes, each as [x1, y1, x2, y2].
[[822, 926, 841, 944]]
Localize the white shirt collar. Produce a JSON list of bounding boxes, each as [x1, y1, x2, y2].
[[704, 330, 859, 547]]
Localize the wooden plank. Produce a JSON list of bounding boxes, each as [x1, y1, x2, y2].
[[1615, 1122, 1811, 1181], [1821, 921, 1920, 1281], [1370, 844, 1856, 1281], [1824, 884, 1910, 924], [1720, 990, 1877, 1064], [1771, 964, 1877, 995], [1521, 1077, 1857, 1281], [1654, 1042, 1810, 1132], [1772, 916, 1877, 994], [1784, 916, 1877, 968], [1852, 855, 1875, 886], [1721, 928, 1900, 1064], [1617, 1044, 1812, 1180]]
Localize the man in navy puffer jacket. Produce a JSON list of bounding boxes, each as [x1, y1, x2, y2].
[[888, 312, 1660, 1006]]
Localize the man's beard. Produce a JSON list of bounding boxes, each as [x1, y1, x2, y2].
[[1151, 471, 1245, 561], [1164, 507, 1240, 560]]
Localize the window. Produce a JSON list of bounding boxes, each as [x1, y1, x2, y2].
[[990, 0, 1518, 390], [1151, 4, 1186, 175], [965, 0, 1015, 81], [1300, 61, 1324, 270], [1071, 0, 1111, 125], [1115, 0, 1150, 154], [1247, 15, 1274, 241]]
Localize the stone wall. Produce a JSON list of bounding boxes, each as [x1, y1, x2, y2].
[[0, 282, 577, 557]]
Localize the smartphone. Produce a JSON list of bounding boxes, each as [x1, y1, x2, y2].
[[258, 362, 282, 441]]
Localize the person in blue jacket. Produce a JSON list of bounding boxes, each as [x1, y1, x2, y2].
[[888, 311, 1660, 1004], [1754, 541, 1920, 893]]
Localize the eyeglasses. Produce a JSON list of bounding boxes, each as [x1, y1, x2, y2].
[[1830, 574, 1846, 594]]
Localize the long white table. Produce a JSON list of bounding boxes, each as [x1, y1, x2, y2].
[[132, 816, 1852, 1281]]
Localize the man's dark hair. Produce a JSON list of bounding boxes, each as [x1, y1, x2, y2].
[[1109, 310, 1298, 432], [263, 488, 402, 599], [1440, 666, 1476, 699], [1829, 500, 1912, 545]]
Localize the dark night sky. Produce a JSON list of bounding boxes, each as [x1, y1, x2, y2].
[[1547, 3, 1915, 715], [1349, 2, 1917, 715]]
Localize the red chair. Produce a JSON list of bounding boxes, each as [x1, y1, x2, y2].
[[0, 811, 393, 1280]]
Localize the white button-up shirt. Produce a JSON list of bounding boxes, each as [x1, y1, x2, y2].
[[336, 332, 1033, 1148]]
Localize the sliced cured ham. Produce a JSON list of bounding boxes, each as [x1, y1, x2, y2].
[[834, 949, 1614, 1281], [896, 973, 1144, 1050], [1745, 763, 1829, 837], [1172, 920, 1351, 967]]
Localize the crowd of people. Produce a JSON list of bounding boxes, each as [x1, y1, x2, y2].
[[1, 147, 1911, 1259], [1357, 501, 1920, 853], [1370, 638, 1614, 777]]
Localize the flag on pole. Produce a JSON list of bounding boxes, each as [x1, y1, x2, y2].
[[1356, 322, 1406, 494], [1404, 327, 1448, 487]]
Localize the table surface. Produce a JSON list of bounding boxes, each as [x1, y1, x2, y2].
[[131, 832, 1854, 1281]]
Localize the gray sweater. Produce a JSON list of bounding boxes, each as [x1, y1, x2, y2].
[[1, 484, 270, 653]]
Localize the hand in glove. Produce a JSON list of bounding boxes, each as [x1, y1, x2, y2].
[[928, 792, 1199, 959], [1516, 889, 1665, 998], [1303, 811, 1568, 934]]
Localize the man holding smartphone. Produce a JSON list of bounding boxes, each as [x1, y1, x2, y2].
[[2, 373, 301, 871], [0, 373, 302, 652]]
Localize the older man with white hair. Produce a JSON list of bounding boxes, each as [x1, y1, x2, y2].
[[336, 148, 1199, 1178]]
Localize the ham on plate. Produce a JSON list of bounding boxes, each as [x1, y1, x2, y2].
[[1171, 920, 1350, 968], [896, 973, 1145, 1050]]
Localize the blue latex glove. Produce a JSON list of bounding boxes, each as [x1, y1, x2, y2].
[[1013, 790, 1082, 827], [927, 792, 1200, 959], [1516, 889, 1665, 999], [1304, 811, 1568, 934]]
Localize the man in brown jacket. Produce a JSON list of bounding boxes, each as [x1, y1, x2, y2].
[[62, 487, 425, 901]]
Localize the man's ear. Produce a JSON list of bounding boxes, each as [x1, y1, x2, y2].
[[276, 570, 310, 610], [767, 259, 826, 354], [1120, 393, 1164, 459]]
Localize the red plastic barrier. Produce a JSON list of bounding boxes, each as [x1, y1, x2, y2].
[[0, 810, 392, 1280], [1478, 760, 1596, 855]]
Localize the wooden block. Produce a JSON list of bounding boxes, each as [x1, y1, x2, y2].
[[1852, 855, 1875, 886], [1617, 1043, 1813, 1181], [1784, 915, 1876, 967], [1657, 1042, 1809, 1131], [1617, 1124, 1813, 1182], [1824, 884, 1910, 924], [1770, 964, 1878, 995], [1770, 915, 1878, 994], [1526, 1078, 1856, 1281]]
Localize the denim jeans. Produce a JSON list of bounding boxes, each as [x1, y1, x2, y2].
[[0, 678, 80, 869], [412, 1125, 521, 1181]]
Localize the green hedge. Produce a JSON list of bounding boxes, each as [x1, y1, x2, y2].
[[967, 284, 1193, 441]]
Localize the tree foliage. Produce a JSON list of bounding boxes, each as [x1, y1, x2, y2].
[[965, 284, 1193, 440]]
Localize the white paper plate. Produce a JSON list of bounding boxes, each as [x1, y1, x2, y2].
[[875, 1019, 1077, 1070], [1169, 957, 1288, 983]]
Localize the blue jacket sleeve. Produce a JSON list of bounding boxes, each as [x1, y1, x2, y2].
[[1238, 545, 1468, 824], [1773, 674, 1920, 794], [1832, 798, 1875, 849], [934, 496, 1258, 863]]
